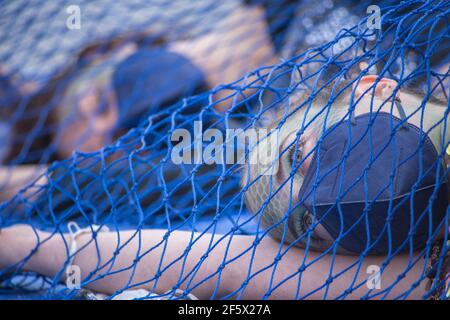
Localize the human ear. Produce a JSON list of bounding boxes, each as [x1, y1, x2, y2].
[[353, 75, 400, 101]]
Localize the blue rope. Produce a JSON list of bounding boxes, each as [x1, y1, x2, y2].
[[0, 0, 449, 300]]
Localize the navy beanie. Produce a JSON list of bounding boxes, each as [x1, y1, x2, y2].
[[298, 112, 448, 254], [112, 48, 207, 128]]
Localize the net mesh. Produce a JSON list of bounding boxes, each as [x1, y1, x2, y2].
[[0, 0, 449, 300]]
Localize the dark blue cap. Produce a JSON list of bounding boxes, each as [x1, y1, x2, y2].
[[113, 48, 206, 128], [298, 112, 448, 254]]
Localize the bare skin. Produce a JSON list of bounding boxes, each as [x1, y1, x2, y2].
[[0, 224, 429, 299], [169, 5, 278, 112], [54, 44, 134, 159], [0, 165, 48, 202]]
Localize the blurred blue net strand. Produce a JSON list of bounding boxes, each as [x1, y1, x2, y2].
[[0, 0, 449, 300]]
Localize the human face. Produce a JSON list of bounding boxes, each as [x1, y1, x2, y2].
[[54, 68, 119, 159], [55, 42, 140, 159], [243, 75, 449, 250]]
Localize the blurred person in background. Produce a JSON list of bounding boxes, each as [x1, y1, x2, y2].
[[0, 1, 278, 202]]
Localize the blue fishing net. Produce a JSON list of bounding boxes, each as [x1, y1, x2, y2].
[[0, 0, 449, 300]]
